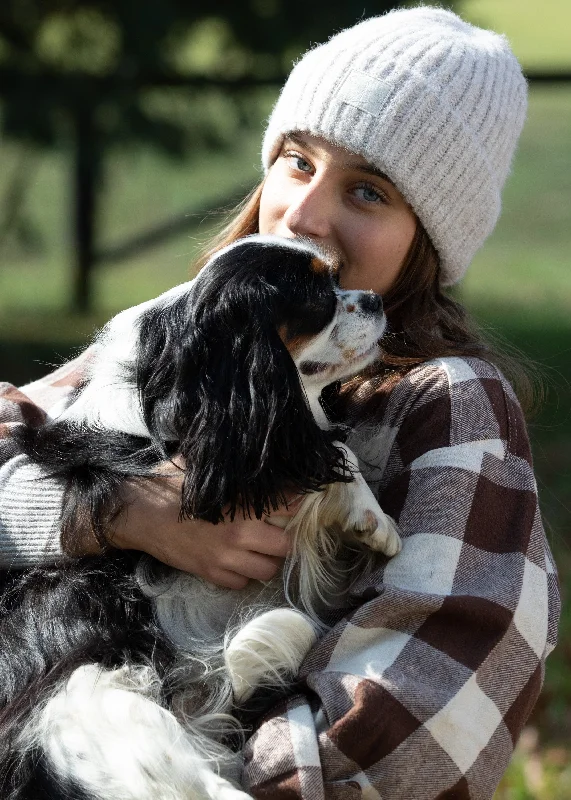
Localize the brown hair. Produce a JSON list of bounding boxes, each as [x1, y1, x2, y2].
[[194, 180, 535, 416]]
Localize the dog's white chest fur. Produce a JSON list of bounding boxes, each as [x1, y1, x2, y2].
[[135, 562, 285, 651]]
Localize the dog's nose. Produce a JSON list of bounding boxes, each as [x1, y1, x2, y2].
[[358, 293, 383, 315]]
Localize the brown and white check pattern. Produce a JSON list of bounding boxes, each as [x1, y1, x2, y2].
[[0, 355, 560, 798], [242, 357, 559, 799]]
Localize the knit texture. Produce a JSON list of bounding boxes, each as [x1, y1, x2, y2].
[[0, 357, 560, 797], [0, 383, 67, 566], [0, 456, 65, 567], [0, 362, 89, 567], [262, 6, 528, 285]]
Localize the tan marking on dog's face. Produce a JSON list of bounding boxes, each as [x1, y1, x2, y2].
[[309, 255, 330, 275], [277, 324, 319, 359], [341, 348, 357, 360]]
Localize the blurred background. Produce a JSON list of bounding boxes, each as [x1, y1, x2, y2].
[[0, 0, 569, 795]]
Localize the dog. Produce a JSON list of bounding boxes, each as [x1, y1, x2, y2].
[[0, 235, 401, 800]]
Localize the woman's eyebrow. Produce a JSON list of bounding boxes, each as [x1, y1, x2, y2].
[[347, 162, 396, 187], [284, 133, 396, 188], [285, 132, 315, 151]]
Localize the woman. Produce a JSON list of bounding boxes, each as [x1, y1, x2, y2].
[[0, 7, 560, 798]]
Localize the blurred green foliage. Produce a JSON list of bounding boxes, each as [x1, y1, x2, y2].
[[461, 0, 571, 69], [0, 0, 419, 309], [0, 0, 432, 156]]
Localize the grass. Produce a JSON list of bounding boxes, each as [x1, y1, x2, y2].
[[494, 728, 571, 799], [0, 123, 266, 318], [462, 85, 571, 318], [0, 78, 570, 797]]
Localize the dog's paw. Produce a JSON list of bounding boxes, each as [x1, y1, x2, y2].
[[199, 773, 253, 800], [225, 609, 319, 704], [341, 468, 402, 557], [327, 442, 402, 558], [348, 505, 402, 557]]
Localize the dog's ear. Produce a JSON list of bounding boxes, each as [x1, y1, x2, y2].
[[136, 295, 191, 450], [177, 316, 351, 524], [136, 280, 351, 525]]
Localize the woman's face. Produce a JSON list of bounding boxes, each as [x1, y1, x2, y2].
[[259, 133, 417, 295]]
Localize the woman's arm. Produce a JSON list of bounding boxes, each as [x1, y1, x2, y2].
[[0, 368, 291, 579], [242, 357, 560, 800], [0, 354, 97, 566], [0, 382, 67, 566]]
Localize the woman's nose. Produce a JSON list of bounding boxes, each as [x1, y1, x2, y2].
[[282, 179, 334, 240]]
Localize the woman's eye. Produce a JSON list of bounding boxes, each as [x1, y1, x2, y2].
[[284, 151, 312, 173], [354, 183, 387, 204]]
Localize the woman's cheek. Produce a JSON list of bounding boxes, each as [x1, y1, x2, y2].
[[259, 177, 285, 235], [259, 159, 288, 234]]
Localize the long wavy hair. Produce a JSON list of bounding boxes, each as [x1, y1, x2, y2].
[[194, 181, 534, 417]]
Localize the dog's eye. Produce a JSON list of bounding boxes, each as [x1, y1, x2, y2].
[[286, 293, 336, 339], [299, 360, 330, 376]]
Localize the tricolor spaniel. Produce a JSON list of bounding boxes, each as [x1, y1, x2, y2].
[[0, 235, 400, 800]]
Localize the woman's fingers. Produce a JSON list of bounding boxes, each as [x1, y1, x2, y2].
[[233, 519, 292, 558], [219, 549, 284, 583], [207, 570, 250, 591], [104, 465, 307, 587]]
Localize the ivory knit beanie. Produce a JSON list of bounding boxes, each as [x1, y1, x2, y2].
[[262, 6, 527, 285]]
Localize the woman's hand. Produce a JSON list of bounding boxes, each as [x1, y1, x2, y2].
[[106, 463, 298, 589]]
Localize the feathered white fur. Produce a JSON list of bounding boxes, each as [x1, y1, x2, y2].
[[225, 608, 320, 703], [18, 664, 250, 800]]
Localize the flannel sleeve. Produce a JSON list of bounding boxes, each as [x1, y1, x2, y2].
[[0, 352, 88, 567], [242, 357, 560, 800]]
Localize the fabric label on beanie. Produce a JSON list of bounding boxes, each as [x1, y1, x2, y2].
[[337, 70, 392, 117]]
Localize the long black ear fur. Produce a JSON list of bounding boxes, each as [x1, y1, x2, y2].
[[15, 240, 352, 534], [137, 242, 352, 524]]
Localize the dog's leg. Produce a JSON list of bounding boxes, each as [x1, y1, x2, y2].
[[282, 443, 401, 560], [196, 770, 253, 800], [225, 608, 319, 704], [19, 663, 253, 800], [271, 443, 400, 558], [328, 442, 401, 556]]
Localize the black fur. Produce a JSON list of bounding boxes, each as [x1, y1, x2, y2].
[[137, 240, 351, 523], [15, 240, 351, 543], [0, 238, 355, 799], [0, 553, 177, 798]]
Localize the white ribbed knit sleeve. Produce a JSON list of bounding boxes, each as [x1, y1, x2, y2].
[[0, 454, 66, 567]]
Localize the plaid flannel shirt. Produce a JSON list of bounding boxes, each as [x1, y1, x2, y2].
[[0, 354, 560, 799]]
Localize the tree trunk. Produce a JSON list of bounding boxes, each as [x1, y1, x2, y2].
[[73, 107, 97, 313]]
